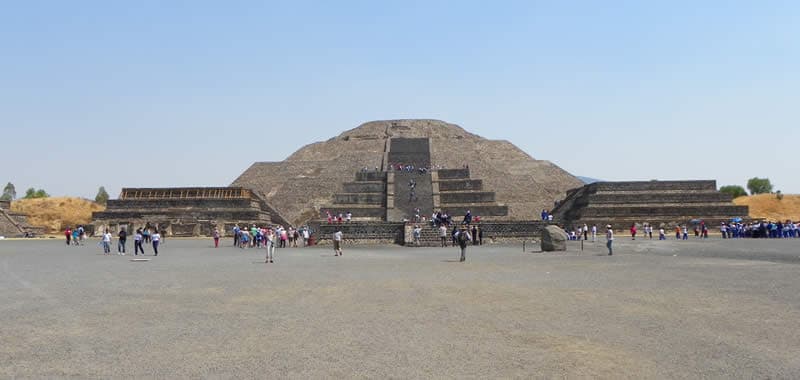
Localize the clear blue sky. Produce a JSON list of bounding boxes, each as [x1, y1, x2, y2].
[[1, 1, 797, 199]]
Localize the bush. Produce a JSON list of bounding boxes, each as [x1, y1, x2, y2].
[[720, 185, 747, 198]]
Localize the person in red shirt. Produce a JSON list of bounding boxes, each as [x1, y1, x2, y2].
[[64, 227, 72, 246], [630, 224, 637, 240]]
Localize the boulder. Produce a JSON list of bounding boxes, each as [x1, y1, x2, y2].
[[541, 225, 568, 252]]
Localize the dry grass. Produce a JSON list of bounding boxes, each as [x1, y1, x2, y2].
[[10, 197, 105, 234], [734, 194, 800, 221]]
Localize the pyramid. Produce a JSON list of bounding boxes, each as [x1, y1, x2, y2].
[[231, 119, 583, 225]]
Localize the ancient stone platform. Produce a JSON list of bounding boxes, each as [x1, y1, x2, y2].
[[552, 180, 749, 230], [0, 200, 40, 237], [92, 187, 289, 236]]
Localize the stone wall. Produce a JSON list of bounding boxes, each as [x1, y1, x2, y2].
[[312, 222, 405, 245]]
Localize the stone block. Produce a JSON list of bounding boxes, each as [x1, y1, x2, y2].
[[541, 225, 568, 252]]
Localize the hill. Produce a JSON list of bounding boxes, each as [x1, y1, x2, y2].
[[11, 197, 105, 234], [733, 194, 800, 221]]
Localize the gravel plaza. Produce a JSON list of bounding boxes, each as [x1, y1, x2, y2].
[[1, 238, 799, 378]]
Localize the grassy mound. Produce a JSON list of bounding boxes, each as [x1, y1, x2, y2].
[[733, 194, 800, 221], [11, 197, 105, 234]]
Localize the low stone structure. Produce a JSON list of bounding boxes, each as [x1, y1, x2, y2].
[[92, 187, 289, 237], [552, 180, 749, 230], [0, 200, 40, 237]]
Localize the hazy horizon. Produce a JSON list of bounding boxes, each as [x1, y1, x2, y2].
[[2, 1, 797, 199]]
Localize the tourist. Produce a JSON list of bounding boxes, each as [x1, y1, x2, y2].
[[582, 224, 589, 241], [102, 229, 112, 255], [413, 225, 421, 246], [212, 227, 220, 248], [302, 228, 310, 246], [675, 226, 681, 240], [134, 228, 145, 255], [630, 224, 637, 240], [337, 213, 344, 224], [720, 223, 728, 239], [547, 214, 554, 222], [142, 227, 151, 244], [451, 225, 458, 246], [250, 225, 259, 248], [439, 224, 448, 247], [682, 225, 689, 240], [659, 227, 666, 240], [478, 225, 483, 245], [606, 225, 614, 256], [456, 225, 472, 262], [152, 230, 161, 256], [117, 228, 127, 255], [292, 228, 300, 247], [471, 225, 478, 245], [240, 230, 250, 249], [333, 228, 343, 256], [72, 228, 80, 246], [265, 228, 275, 263], [64, 227, 72, 246], [591, 224, 597, 242], [346, 211, 352, 223], [232, 225, 240, 247], [464, 210, 472, 225], [279, 227, 288, 248], [78, 225, 85, 244]]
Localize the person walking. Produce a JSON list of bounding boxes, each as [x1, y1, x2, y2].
[[413, 225, 422, 246], [117, 228, 127, 255], [265, 228, 275, 263], [134, 228, 145, 255], [439, 224, 448, 247], [152, 230, 161, 256], [456, 225, 472, 262], [659, 227, 666, 240], [582, 224, 589, 241], [591, 224, 597, 242], [102, 229, 112, 255], [471, 225, 479, 246], [606, 225, 614, 256], [630, 224, 637, 240], [65, 227, 72, 246], [682, 225, 689, 240], [212, 227, 220, 248], [333, 228, 343, 256]]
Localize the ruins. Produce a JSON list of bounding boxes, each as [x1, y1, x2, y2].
[[91, 187, 289, 236], [551, 180, 749, 230], [0, 200, 40, 237]]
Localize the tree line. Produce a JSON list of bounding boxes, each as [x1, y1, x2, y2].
[[719, 177, 777, 198], [1, 182, 110, 205]]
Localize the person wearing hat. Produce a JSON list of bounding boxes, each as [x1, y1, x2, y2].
[[605, 225, 614, 256], [456, 225, 472, 262]]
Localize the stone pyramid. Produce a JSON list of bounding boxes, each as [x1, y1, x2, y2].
[[231, 119, 582, 225]]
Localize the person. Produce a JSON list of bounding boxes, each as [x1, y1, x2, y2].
[[71, 228, 80, 246], [630, 224, 637, 240], [413, 225, 422, 246], [265, 228, 275, 263], [648, 224, 654, 239], [675, 226, 681, 240], [682, 225, 689, 240], [142, 227, 151, 244], [134, 228, 145, 255], [77, 225, 85, 245], [117, 228, 127, 255], [302, 228, 310, 246], [439, 224, 448, 247], [212, 227, 220, 248], [582, 224, 589, 241], [659, 227, 666, 240], [591, 224, 597, 242], [152, 230, 161, 256], [240, 230, 250, 249], [64, 227, 72, 246], [463, 210, 472, 225], [280, 228, 288, 248], [606, 225, 614, 256], [232, 225, 240, 247], [333, 228, 343, 256], [102, 229, 112, 255], [471, 225, 478, 246], [478, 226, 483, 245], [456, 225, 472, 262], [346, 211, 352, 223]]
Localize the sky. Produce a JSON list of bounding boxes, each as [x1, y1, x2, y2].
[[1, 0, 798, 199]]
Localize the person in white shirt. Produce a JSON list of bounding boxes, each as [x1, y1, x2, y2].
[[102, 230, 112, 255], [591, 225, 597, 242], [582, 224, 589, 241], [134, 229, 145, 255], [333, 228, 343, 256], [439, 224, 448, 247], [606, 225, 614, 256], [265, 228, 276, 263], [152, 231, 161, 256]]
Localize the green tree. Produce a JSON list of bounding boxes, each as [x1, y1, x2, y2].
[[23, 188, 49, 199], [0, 182, 15, 201], [719, 185, 747, 198], [95, 186, 109, 205], [747, 177, 773, 195]]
